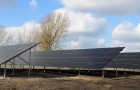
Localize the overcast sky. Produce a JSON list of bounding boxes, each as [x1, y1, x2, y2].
[[0, 0, 140, 52]]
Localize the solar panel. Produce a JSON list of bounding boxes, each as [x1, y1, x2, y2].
[[0, 43, 40, 64], [106, 52, 140, 69], [12, 47, 124, 69]]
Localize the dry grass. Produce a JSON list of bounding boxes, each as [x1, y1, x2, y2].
[[0, 75, 139, 90]]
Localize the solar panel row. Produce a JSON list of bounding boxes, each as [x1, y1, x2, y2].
[[11, 47, 124, 69], [0, 43, 40, 64], [1, 43, 140, 70], [106, 52, 140, 69]]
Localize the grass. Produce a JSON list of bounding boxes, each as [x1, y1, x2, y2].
[[0, 74, 139, 90]]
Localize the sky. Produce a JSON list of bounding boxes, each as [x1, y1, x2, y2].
[[0, 0, 140, 52]]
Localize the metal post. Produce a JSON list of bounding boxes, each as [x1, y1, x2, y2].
[[12, 59, 15, 75], [59, 67, 61, 74], [116, 68, 118, 77], [102, 69, 105, 79], [133, 69, 135, 75], [58, 67, 61, 74], [124, 68, 125, 75], [44, 66, 46, 72], [4, 63, 6, 77], [28, 49, 31, 77], [88, 69, 89, 72], [78, 68, 80, 75], [20, 65, 22, 70], [0, 65, 1, 75]]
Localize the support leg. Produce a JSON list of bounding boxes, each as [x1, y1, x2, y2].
[[44, 66, 46, 72], [124, 68, 126, 75], [78, 68, 80, 75], [116, 68, 118, 77], [4, 63, 6, 78], [0, 65, 1, 75], [102, 70, 105, 79], [133, 69, 135, 75], [59, 68, 61, 74], [28, 49, 31, 77], [88, 69, 90, 72], [20, 65, 22, 70], [12, 59, 15, 76]]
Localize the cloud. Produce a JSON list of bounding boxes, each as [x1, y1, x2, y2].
[[7, 22, 38, 35], [6, 14, 107, 49], [63, 36, 105, 49], [111, 21, 140, 52], [55, 8, 108, 49], [60, 0, 140, 16], [6, 6, 108, 49], [97, 39, 105, 47], [56, 8, 107, 34], [30, 0, 38, 9], [69, 37, 100, 49], [6, 21, 40, 44], [0, 0, 18, 8]]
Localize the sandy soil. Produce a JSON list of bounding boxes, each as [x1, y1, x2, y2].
[[0, 75, 140, 90]]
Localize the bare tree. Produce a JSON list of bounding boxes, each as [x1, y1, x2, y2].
[[39, 12, 70, 51], [15, 26, 39, 51], [16, 26, 39, 44], [0, 25, 12, 46]]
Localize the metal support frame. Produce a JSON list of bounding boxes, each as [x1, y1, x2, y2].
[[20, 65, 22, 70], [9, 61, 14, 64], [58, 67, 61, 74], [0, 65, 1, 74], [17, 49, 32, 77], [102, 68, 105, 79], [12, 59, 15, 75], [28, 49, 31, 77], [33, 66, 34, 69], [18, 56, 30, 64], [44, 66, 46, 72], [88, 69, 90, 72], [4, 62, 6, 77], [78, 68, 80, 75], [124, 68, 126, 75], [0, 43, 38, 78], [116, 68, 118, 77]]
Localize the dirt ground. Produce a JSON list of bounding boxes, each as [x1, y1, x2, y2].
[[0, 74, 140, 90]]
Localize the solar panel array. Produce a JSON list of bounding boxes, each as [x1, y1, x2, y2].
[[106, 52, 140, 69], [0, 43, 40, 64], [13, 47, 124, 69]]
